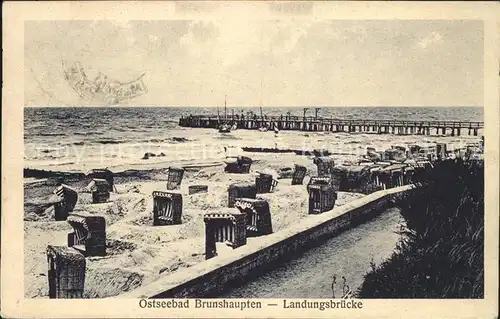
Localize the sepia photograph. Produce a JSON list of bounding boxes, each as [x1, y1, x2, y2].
[[2, 1, 499, 318]]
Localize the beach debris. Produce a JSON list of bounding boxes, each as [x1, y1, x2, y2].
[[141, 152, 166, 159], [291, 164, 307, 185], [307, 176, 337, 215], [171, 137, 189, 143], [193, 169, 217, 180], [224, 156, 253, 174], [141, 152, 156, 160], [67, 213, 106, 257], [87, 179, 110, 204], [255, 172, 278, 194], [152, 191, 183, 226], [86, 168, 114, 192], [227, 183, 257, 208], [53, 184, 78, 221], [46, 245, 86, 299], [313, 156, 335, 177], [234, 198, 273, 237], [167, 167, 185, 190], [188, 185, 209, 195], [242, 147, 292, 154], [203, 211, 247, 260], [126, 185, 141, 193]]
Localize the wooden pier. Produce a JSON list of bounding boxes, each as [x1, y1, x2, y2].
[[179, 113, 484, 136]]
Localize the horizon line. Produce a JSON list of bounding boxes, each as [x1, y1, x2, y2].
[[24, 105, 484, 108]]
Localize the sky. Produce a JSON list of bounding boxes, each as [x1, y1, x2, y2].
[[24, 19, 484, 107]]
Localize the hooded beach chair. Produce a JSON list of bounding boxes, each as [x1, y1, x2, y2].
[[152, 191, 183, 226], [53, 184, 78, 221], [67, 213, 106, 257]]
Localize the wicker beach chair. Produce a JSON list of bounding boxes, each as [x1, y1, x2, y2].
[[313, 156, 335, 177], [234, 198, 273, 237], [378, 164, 406, 189], [344, 166, 372, 192], [366, 147, 382, 161], [46, 245, 86, 299], [307, 176, 337, 214], [384, 148, 406, 162], [227, 183, 257, 208], [291, 164, 307, 185], [53, 184, 78, 221], [188, 185, 208, 195], [403, 166, 415, 184], [67, 213, 106, 257], [86, 169, 114, 192], [255, 173, 278, 193], [203, 211, 247, 260], [330, 166, 348, 191], [86, 179, 110, 204], [224, 156, 253, 174], [152, 191, 183, 226], [167, 167, 185, 190]]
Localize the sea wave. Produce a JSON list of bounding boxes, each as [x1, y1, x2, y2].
[[30, 154, 66, 160], [95, 139, 127, 145], [38, 132, 67, 137], [74, 131, 105, 136], [61, 141, 86, 146]]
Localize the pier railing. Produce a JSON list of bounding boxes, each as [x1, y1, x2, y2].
[[179, 115, 484, 136]]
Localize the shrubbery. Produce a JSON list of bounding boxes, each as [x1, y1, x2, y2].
[[357, 159, 484, 298]]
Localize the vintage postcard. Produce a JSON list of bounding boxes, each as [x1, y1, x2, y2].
[[2, 1, 499, 318]]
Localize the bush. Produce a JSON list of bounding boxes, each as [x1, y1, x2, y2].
[[357, 159, 484, 298]]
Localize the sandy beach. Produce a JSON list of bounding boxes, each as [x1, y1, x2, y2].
[[24, 151, 369, 298], [23, 124, 484, 298]]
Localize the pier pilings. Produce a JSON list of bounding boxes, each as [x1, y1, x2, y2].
[[179, 115, 483, 136]]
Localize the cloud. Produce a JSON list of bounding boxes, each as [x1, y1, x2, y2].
[[179, 19, 315, 67], [24, 20, 483, 107], [417, 31, 443, 49]]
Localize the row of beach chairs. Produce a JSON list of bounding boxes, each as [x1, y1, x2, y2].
[[44, 150, 426, 298], [45, 160, 311, 298]]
